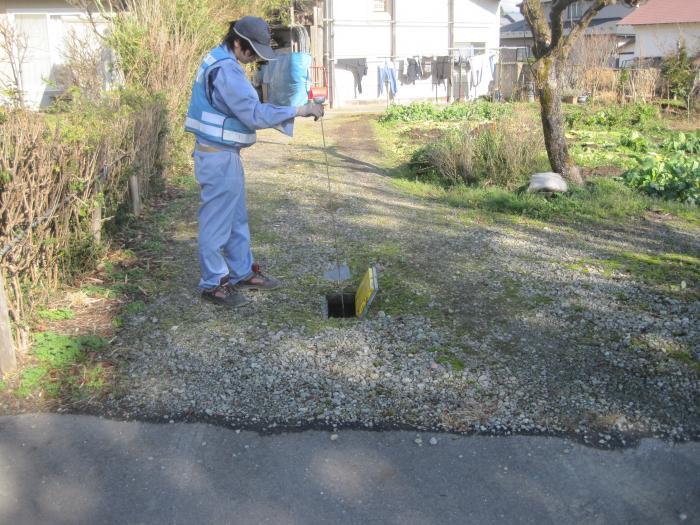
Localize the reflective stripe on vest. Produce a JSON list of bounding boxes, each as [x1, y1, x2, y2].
[[185, 45, 257, 147], [196, 53, 218, 83], [185, 116, 256, 145]]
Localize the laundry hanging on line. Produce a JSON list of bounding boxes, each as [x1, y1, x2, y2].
[[421, 57, 433, 79], [407, 58, 423, 84], [432, 56, 451, 88], [332, 51, 498, 100], [336, 58, 368, 95], [465, 53, 497, 100], [377, 61, 398, 97]]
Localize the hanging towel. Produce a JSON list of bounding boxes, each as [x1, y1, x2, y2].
[[466, 54, 496, 99], [336, 58, 368, 95]]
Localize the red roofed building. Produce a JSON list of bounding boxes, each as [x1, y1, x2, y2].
[[619, 0, 700, 61]]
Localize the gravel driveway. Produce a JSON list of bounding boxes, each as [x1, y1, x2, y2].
[[106, 114, 699, 447]]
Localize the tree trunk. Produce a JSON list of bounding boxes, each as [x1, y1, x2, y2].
[[533, 56, 583, 185]]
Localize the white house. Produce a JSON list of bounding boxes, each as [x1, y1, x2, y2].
[[0, 1, 109, 108], [317, 0, 502, 107], [618, 0, 700, 62]]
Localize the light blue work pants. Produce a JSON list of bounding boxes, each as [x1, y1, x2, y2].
[[194, 147, 254, 289]]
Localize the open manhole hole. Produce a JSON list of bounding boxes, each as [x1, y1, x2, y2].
[[325, 292, 356, 318]]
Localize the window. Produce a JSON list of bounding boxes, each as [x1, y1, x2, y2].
[[373, 0, 388, 12], [13, 15, 52, 98], [456, 42, 486, 57], [567, 1, 585, 20]]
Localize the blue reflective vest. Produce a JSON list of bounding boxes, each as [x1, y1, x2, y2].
[[185, 45, 257, 147]]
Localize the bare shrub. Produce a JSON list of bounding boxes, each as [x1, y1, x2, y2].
[[0, 16, 28, 107], [0, 95, 167, 330], [559, 32, 618, 99], [56, 26, 108, 98], [574, 34, 618, 96], [98, 0, 239, 115], [582, 67, 617, 96], [618, 67, 660, 102], [411, 115, 547, 189]]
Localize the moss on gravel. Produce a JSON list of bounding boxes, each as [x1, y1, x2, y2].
[[84, 115, 700, 442]]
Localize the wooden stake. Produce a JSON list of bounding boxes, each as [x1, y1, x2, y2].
[[0, 271, 17, 375], [129, 174, 141, 216], [91, 168, 105, 242]]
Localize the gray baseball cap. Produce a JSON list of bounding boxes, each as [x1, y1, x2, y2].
[[234, 16, 275, 60]]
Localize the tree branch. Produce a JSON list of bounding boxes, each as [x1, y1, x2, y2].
[[561, 0, 641, 56], [550, 0, 575, 48], [520, 0, 552, 58], [561, 0, 611, 55], [66, 0, 109, 42]]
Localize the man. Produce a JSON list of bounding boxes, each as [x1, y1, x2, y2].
[[185, 16, 323, 307]]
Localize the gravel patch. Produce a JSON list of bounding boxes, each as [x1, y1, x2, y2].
[[103, 117, 700, 446]]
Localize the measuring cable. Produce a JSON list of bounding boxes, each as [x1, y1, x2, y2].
[[317, 100, 348, 314]]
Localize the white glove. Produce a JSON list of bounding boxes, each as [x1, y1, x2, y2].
[[296, 102, 324, 120]]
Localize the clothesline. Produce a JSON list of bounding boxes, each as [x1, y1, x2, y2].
[[332, 55, 488, 64], [331, 51, 498, 105], [331, 46, 527, 63]]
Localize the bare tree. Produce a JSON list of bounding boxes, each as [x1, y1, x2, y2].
[[520, 0, 638, 185], [576, 31, 618, 97], [57, 26, 108, 97], [0, 17, 28, 108]]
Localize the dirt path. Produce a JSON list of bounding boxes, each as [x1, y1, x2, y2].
[[105, 114, 699, 446]]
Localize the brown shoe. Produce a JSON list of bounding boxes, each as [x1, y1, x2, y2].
[[235, 263, 282, 291], [202, 277, 250, 307]]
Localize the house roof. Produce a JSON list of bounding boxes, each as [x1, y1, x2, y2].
[[501, 17, 622, 38], [501, 13, 516, 26], [620, 0, 700, 26]]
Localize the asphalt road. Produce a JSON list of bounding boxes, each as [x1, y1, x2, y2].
[[0, 414, 697, 524]]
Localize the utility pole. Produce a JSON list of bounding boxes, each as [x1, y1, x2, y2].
[[324, 0, 335, 108], [448, 0, 454, 103], [390, 0, 396, 62]]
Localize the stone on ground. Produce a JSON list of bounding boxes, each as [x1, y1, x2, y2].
[[528, 172, 568, 193]]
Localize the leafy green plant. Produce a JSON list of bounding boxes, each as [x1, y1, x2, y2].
[[661, 131, 700, 154], [80, 285, 117, 299], [661, 43, 698, 103], [565, 102, 661, 130], [16, 332, 108, 399], [623, 153, 700, 205], [619, 131, 650, 153], [380, 101, 511, 123], [37, 308, 76, 321]]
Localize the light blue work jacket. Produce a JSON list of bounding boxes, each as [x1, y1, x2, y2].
[[185, 45, 296, 149]]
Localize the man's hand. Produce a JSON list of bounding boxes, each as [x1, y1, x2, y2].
[[296, 101, 324, 120]]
